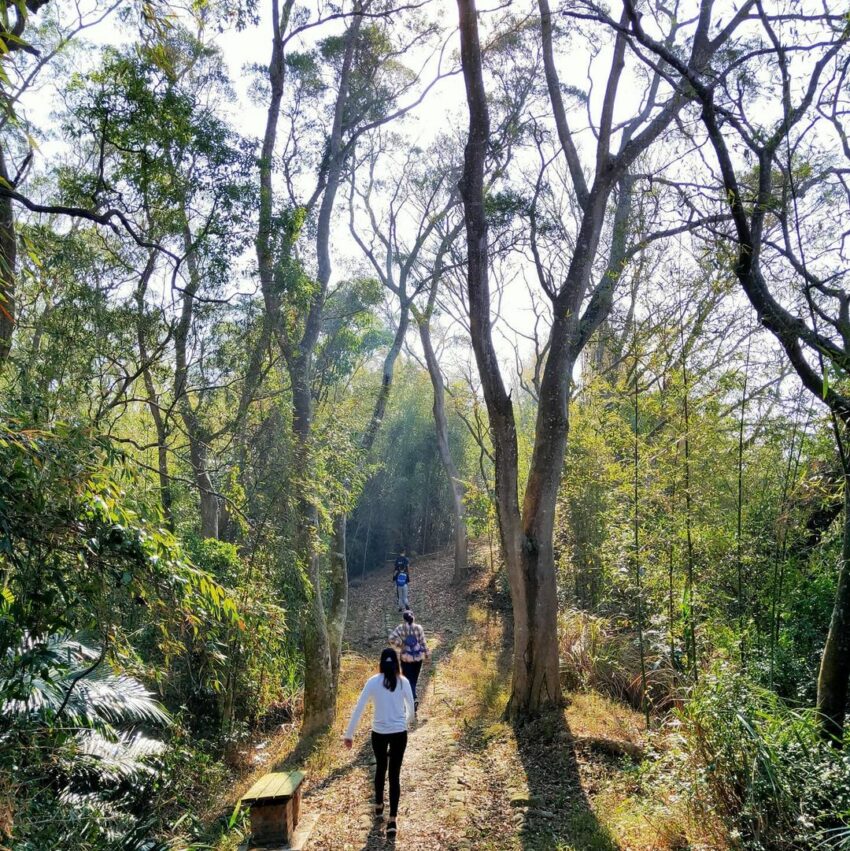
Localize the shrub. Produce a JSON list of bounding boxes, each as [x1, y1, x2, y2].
[[559, 609, 683, 712], [681, 665, 850, 850], [1, 635, 170, 850]]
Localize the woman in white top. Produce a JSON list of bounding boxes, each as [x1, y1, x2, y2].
[[344, 647, 415, 838]]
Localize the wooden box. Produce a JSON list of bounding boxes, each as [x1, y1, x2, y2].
[[241, 770, 305, 846]]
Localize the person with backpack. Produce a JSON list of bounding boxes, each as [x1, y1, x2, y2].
[[389, 610, 429, 712], [393, 549, 410, 612], [344, 647, 415, 839]]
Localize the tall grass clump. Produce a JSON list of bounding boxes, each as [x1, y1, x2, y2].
[[559, 609, 682, 712], [681, 664, 850, 849]]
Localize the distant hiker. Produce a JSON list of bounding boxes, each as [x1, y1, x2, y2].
[[393, 549, 410, 611], [344, 647, 415, 839], [389, 609, 430, 712]]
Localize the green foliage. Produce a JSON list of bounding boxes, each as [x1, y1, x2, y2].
[[313, 277, 391, 402], [347, 365, 480, 571], [0, 409, 238, 650], [1, 635, 171, 850], [682, 666, 850, 850], [484, 188, 531, 227], [63, 34, 253, 243], [0, 404, 256, 845]]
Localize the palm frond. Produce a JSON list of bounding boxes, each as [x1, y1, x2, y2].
[[72, 730, 166, 785], [1, 634, 169, 730]]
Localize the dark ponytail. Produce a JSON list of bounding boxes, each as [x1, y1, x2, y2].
[[380, 647, 400, 692]]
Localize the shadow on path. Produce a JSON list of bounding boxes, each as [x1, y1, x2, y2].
[[356, 818, 388, 851], [467, 572, 619, 850], [515, 709, 619, 851]]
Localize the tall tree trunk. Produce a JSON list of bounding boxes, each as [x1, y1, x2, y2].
[[294, 5, 364, 734], [291, 358, 336, 735], [419, 318, 468, 580], [679, 323, 698, 679], [457, 0, 561, 717], [736, 334, 751, 664], [362, 306, 409, 451], [186, 418, 218, 539], [817, 474, 850, 742], [176, 223, 218, 539], [414, 248, 469, 582], [0, 148, 16, 363], [300, 536, 335, 733], [251, 0, 337, 735], [138, 342, 174, 530], [633, 346, 649, 727], [135, 254, 174, 529], [327, 513, 348, 694]]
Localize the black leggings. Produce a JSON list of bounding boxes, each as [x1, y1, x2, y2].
[[371, 730, 408, 817], [401, 660, 422, 702]]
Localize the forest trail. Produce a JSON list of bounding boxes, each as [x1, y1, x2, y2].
[[261, 550, 654, 851]]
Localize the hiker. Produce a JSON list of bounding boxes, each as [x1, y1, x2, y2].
[[393, 549, 410, 612], [389, 609, 430, 712], [344, 647, 415, 839]]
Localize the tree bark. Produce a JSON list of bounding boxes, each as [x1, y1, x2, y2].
[[291, 358, 336, 736], [416, 309, 468, 581], [817, 474, 850, 741], [456, 0, 675, 717], [327, 513, 348, 694], [457, 0, 559, 717], [0, 148, 16, 363]]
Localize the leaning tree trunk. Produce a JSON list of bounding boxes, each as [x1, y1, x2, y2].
[[417, 310, 468, 581], [817, 473, 850, 742], [0, 149, 16, 363]]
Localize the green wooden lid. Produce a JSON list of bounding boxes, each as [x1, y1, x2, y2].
[[241, 770, 306, 804]]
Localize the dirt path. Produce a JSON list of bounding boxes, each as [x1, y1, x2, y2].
[[297, 551, 646, 851], [305, 551, 479, 850]]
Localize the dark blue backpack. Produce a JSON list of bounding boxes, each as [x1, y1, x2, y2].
[[402, 626, 423, 657], [395, 570, 408, 587]]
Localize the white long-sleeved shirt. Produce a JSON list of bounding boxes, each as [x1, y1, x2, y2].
[[345, 673, 415, 738]]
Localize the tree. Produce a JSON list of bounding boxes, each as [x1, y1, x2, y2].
[[348, 134, 470, 579], [60, 29, 255, 538], [608, 0, 850, 740], [455, 0, 742, 717], [253, 0, 445, 733], [0, 0, 129, 363]]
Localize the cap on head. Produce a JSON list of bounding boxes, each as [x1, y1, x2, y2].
[[381, 647, 398, 666], [403, 610, 414, 624]]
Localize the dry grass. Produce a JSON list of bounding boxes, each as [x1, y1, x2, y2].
[[566, 691, 644, 744], [560, 609, 684, 714]]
